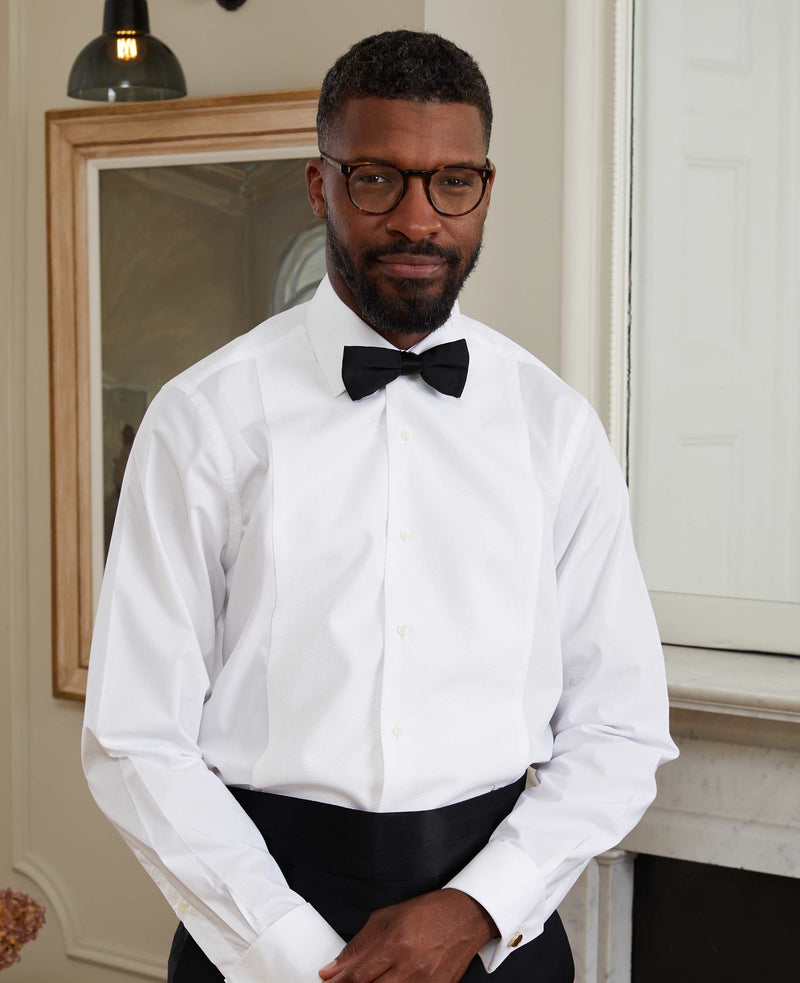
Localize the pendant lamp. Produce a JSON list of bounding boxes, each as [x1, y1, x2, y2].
[[67, 0, 187, 102]]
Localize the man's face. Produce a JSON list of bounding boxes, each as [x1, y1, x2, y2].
[[306, 97, 493, 342]]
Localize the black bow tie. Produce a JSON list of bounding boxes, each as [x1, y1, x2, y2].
[[342, 339, 469, 401]]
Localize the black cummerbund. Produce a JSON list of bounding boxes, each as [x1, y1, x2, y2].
[[168, 777, 574, 983], [229, 777, 527, 940]]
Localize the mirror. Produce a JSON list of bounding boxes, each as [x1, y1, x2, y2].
[[47, 92, 320, 697], [98, 160, 324, 557]]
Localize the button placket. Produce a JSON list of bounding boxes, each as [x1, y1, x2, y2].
[[392, 414, 413, 650], [386, 390, 415, 655], [378, 387, 418, 803], [398, 424, 413, 579]]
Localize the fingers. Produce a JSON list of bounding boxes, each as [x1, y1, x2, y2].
[[318, 931, 392, 983], [319, 955, 392, 983], [317, 893, 480, 983], [318, 935, 467, 983], [320, 956, 424, 983]]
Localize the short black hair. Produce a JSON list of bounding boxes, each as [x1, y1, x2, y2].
[[317, 30, 492, 153]]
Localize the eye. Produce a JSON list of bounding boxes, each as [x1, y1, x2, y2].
[[353, 171, 388, 185], [350, 165, 401, 188], [431, 169, 481, 197]]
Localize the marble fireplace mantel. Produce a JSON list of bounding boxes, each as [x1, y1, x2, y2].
[[561, 645, 800, 983], [664, 646, 800, 727], [626, 646, 800, 880]]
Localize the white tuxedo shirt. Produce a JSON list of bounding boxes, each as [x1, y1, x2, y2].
[[83, 276, 677, 982]]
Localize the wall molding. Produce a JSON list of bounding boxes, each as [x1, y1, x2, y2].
[[4, 0, 164, 976], [15, 852, 165, 978], [561, 0, 633, 462], [8, 0, 32, 869], [608, 0, 634, 462]]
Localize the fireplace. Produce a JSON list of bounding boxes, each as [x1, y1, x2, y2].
[[631, 855, 799, 981], [558, 647, 800, 983]]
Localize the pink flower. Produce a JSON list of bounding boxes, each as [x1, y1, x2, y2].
[[0, 889, 46, 970]]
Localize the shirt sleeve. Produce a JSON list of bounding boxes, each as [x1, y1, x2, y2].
[[82, 383, 344, 983], [446, 401, 678, 972]]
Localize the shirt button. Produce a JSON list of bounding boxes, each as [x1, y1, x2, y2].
[[392, 726, 403, 738], [396, 625, 409, 638], [400, 429, 411, 441], [399, 528, 411, 540], [508, 932, 523, 948], [177, 902, 189, 915]]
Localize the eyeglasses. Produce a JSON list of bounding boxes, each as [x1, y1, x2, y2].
[[319, 152, 494, 217]]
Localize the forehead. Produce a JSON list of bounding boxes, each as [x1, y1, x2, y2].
[[328, 97, 487, 168]]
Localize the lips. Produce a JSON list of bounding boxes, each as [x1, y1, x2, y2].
[[375, 255, 445, 278]]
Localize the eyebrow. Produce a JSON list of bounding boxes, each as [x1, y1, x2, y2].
[[346, 156, 488, 169]]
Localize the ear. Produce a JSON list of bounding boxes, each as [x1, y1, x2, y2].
[[483, 160, 496, 209], [306, 158, 327, 219]]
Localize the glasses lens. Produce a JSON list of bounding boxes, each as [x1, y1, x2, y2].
[[429, 167, 485, 215], [348, 164, 404, 212]]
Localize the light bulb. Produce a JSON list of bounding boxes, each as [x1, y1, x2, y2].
[[116, 31, 139, 62]]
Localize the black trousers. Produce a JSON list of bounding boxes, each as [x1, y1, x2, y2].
[[168, 778, 574, 982]]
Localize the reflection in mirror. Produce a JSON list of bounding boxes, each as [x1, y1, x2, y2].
[[628, 0, 800, 605], [99, 159, 324, 556]]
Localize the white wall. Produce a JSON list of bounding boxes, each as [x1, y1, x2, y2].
[[0, 1, 564, 979], [425, 0, 564, 369]]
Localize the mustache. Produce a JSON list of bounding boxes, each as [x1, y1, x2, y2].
[[363, 242, 461, 265]]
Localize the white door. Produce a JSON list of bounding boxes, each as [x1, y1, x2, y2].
[[630, 0, 800, 604]]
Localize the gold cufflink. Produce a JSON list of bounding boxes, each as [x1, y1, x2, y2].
[[508, 932, 523, 948]]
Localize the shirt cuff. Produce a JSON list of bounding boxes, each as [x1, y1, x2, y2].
[[224, 902, 345, 983], [445, 839, 545, 973]]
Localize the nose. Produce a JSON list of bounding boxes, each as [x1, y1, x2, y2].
[[384, 174, 442, 242]]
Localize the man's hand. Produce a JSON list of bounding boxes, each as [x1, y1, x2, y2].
[[317, 888, 498, 982]]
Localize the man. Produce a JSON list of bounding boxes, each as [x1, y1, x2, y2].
[[83, 30, 677, 983]]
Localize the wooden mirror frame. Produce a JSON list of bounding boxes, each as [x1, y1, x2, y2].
[[46, 91, 319, 699]]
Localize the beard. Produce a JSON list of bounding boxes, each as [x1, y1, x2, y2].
[[326, 217, 482, 336]]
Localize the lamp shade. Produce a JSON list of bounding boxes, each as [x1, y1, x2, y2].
[[67, 0, 186, 102]]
